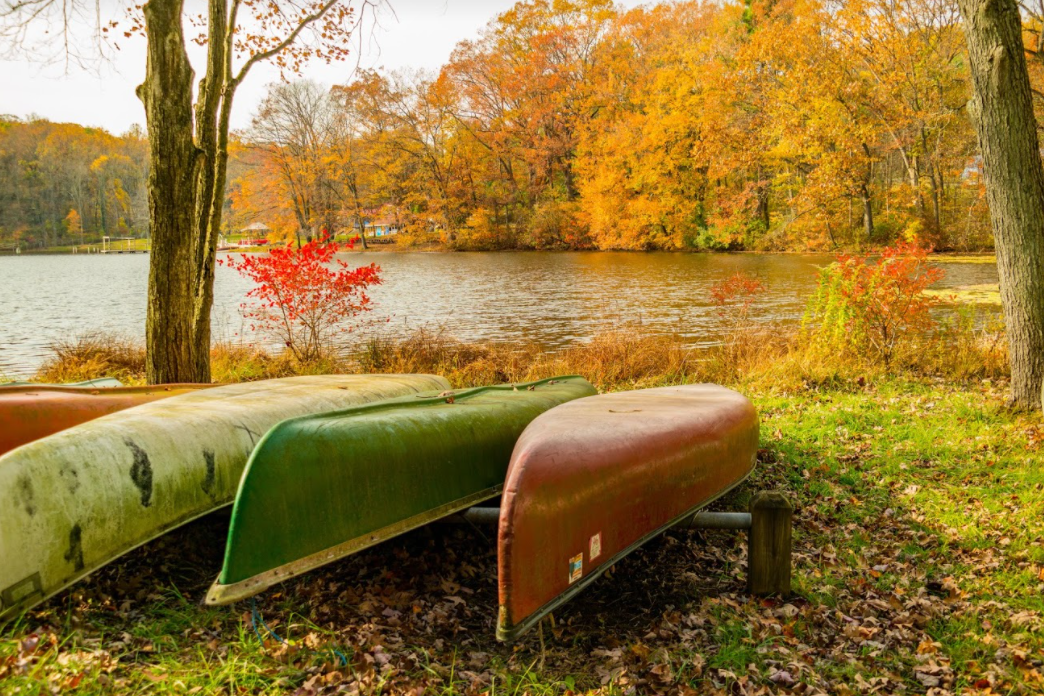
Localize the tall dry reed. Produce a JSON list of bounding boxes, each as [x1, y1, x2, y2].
[[32, 321, 1008, 393]]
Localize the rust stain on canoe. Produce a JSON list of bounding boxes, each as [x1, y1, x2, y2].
[[497, 384, 759, 641], [0, 384, 214, 456]]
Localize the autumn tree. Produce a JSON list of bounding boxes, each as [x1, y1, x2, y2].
[[239, 80, 342, 248], [443, 0, 614, 247], [958, 0, 1044, 410], [0, 118, 149, 247], [1, 0, 376, 384], [64, 208, 83, 246]]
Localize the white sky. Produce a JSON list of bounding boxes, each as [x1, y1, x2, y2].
[[0, 0, 644, 135]]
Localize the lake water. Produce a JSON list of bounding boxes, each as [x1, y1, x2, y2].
[[0, 251, 999, 378]]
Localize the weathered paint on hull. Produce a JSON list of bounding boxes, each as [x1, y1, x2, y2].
[[497, 384, 759, 641], [0, 374, 450, 622], [0, 384, 214, 456], [206, 376, 597, 605]]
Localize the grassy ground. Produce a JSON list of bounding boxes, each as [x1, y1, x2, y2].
[[3, 326, 1040, 694]]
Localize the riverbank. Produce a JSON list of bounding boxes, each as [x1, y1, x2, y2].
[[4, 238, 998, 262], [2, 328, 1041, 695]]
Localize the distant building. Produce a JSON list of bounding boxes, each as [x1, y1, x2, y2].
[[241, 221, 270, 234], [961, 156, 982, 184], [364, 217, 400, 237]]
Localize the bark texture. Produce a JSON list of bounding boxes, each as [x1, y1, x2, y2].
[[136, 0, 342, 383], [958, 0, 1044, 409], [136, 0, 244, 384], [137, 0, 203, 384]]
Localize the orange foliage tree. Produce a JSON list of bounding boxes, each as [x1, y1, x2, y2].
[[222, 0, 992, 254]]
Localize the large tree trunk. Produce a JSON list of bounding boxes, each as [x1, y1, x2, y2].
[[958, 0, 1044, 410], [137, 0, 205, 384]]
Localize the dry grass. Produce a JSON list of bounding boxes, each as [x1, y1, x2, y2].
[[35, 332, 147, 384], [358, 327, 707, 390], [209, 342, 333, 383], [33, 319, 1009, 395]]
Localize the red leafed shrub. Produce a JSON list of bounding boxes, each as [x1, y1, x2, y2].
[[807, 243, 944, 364], [221, 237, 381, 363], [710, 271, 767, 321]]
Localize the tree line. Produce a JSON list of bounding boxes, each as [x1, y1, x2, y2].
[[5, 0, 1012, 253], [230, 0, 1005, 252], [0, 119, 149, 248]]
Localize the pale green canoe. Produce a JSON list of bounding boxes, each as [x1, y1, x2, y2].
[[0, 374, 449, 622]]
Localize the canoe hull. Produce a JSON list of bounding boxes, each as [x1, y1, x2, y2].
[[0, 384, 213, 455], [207, 376, 597, 605], [497, 384, 759, 641], [0, 378, 124, 388], [0, 374, 449, 622]]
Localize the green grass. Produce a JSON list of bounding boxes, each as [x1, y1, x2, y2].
[[2, 376, 1042, 694]]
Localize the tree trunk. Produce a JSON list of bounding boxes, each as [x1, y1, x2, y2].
[[861, 143, 875, 242], [959, 0, 1044, 410], [756, 173, 770, 234], [861, 185, 874, 242], [137, 0, 204, 384]]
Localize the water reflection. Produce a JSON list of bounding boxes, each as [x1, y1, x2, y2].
[[0, 251, 999, 378]]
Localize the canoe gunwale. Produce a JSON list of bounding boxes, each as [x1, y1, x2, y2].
[[206, 484, 503, 605], [0, 383, 211, 395], [266, 375, 586, 428], [495, 468, 753, 642]]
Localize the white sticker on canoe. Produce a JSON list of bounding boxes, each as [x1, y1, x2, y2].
[[589, 532, 602, 561], [568, 553, 583, 584]]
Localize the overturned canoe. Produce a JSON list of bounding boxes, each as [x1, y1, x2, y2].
[[206, 376, 597, 605], [0, 374, 449, 622], [0, 383, 213, 456], [497, 384, 759, 641]]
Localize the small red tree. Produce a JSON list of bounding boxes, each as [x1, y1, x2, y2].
[[708, 272, 767, 364], [710, 271, 767, 321], [222, 237, 380, 362], [808, 243, 944, 364]]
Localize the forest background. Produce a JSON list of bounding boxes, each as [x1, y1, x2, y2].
[[3, 0, 1040, 253]]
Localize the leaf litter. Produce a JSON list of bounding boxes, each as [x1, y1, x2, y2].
[[1, 379, 1043, 694]]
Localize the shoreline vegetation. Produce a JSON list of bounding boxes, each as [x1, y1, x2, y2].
[[0, 241, 999, 261], [0, 0, 1002, 257], [4, 322, 1043, 694]]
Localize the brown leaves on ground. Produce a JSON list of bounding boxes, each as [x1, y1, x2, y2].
[[4, 388, 1044, 695]]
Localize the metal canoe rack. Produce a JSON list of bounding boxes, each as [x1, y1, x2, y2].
[[452, 489, 793, 597]]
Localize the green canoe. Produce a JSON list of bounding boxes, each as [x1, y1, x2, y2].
[[0, 374, 449, 622], [206, 376, 597, 605]]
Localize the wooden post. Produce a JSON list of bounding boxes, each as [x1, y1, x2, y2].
[[748, 491, 792, 596]]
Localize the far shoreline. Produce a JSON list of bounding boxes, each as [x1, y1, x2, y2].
[[0, 243, 998, 263]]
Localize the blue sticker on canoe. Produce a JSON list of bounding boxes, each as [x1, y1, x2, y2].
[[568, 553, 583, 584]]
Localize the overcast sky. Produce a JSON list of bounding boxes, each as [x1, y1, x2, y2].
[[0, 0, 644, 135]]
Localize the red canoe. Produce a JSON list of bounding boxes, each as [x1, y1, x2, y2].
[[496, 384, 759, 641], [0, 383, 214, 455]]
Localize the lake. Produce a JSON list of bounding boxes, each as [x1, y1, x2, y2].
[[0, 251, 1000, 378]]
